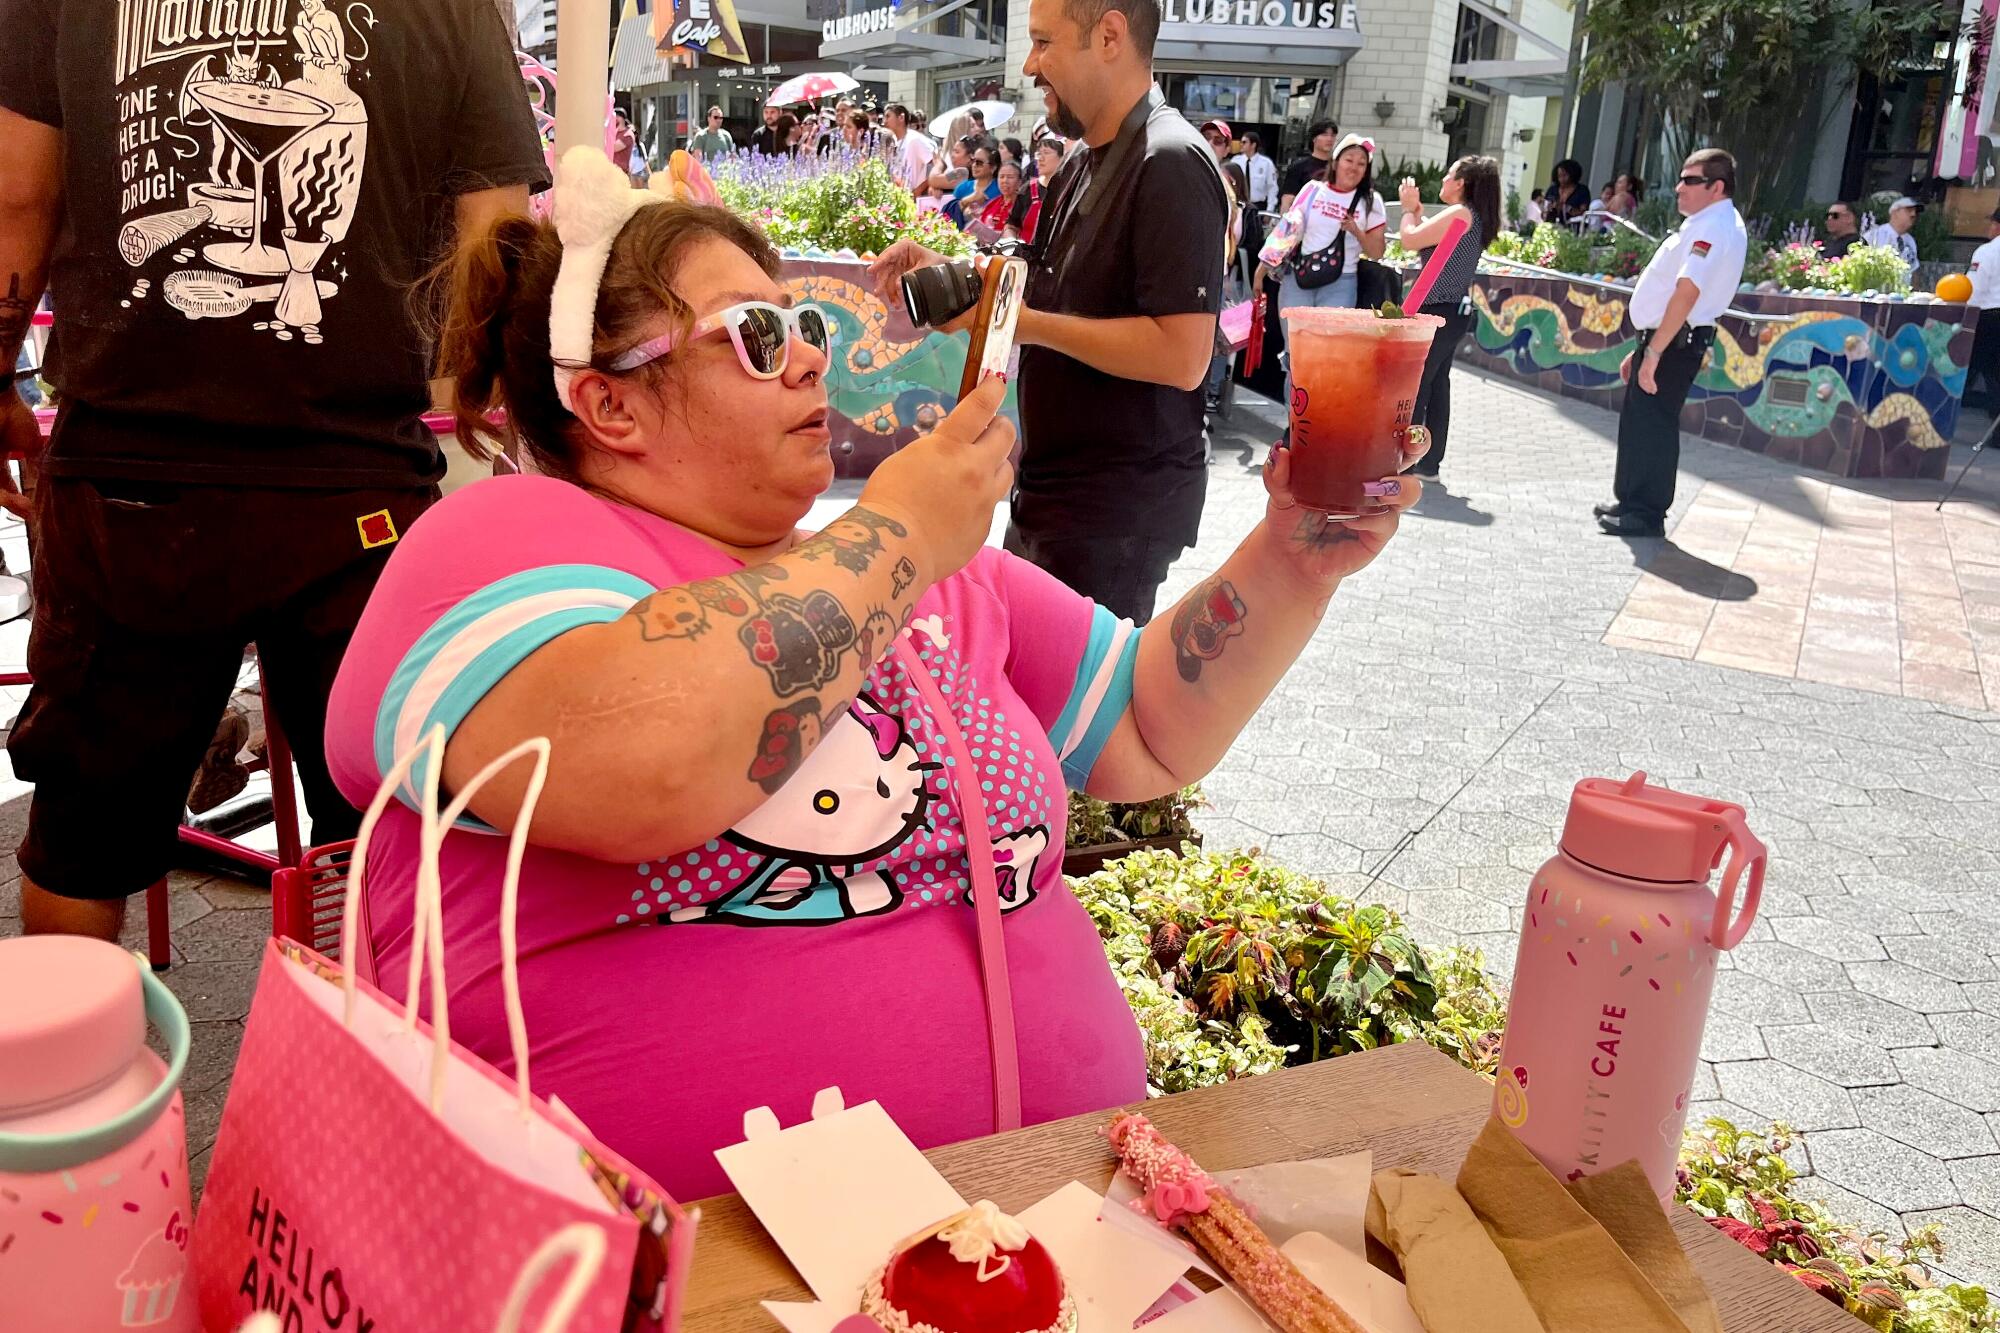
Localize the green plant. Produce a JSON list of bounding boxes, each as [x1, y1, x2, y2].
[[1518, 222, 1595, 275], [1634, 194, 1678, 238], [1826, 243, 1914, 295], [1770, 241, 1830, 290], [1066, 786, 1204, 848], [1676, 1117, 1996, 1332], [714, 153, 975, 259], [1580, 0, 1953, 209], [1913, 206, 1955, 263], [1070, 846, 1509, 1080], [1386, 156, 1446, 202], [1600, 230, 1659, 279]]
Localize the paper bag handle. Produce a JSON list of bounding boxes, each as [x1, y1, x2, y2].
[[495, 1222, 610, 1333], [341, 726, 554, 1117]]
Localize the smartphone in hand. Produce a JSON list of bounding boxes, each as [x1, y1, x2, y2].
[[957, 256, 1028, 402]]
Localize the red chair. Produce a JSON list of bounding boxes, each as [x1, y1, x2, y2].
[[272, 838, 374, 986]]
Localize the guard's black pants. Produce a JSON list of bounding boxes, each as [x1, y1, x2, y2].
[[1612, 327, 1714, 524]]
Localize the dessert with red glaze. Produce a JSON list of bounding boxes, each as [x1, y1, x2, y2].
[[862, 1200, 1078, 1333]]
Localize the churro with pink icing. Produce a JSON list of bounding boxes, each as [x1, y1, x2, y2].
[[1106, 1114, 1366, 1333]]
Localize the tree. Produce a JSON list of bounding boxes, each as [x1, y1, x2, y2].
[[1579, 0, 1955, 210]]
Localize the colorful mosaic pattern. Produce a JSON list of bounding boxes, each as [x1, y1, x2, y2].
[[1463, 275, 1975, 480], [782, 259, 1020, 477]]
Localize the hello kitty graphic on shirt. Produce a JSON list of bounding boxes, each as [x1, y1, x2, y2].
[[665, 687, 1053, 928]]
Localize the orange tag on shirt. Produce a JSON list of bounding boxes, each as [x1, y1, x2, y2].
[[357, 509, 400, 550], [1690, 240, 1712, 258]]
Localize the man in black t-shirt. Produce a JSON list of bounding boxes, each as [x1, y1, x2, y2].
[[0, 0, 548, 941], [1280, 119, 1337, 211], [751, 104, 783, 156], [873, 0, 1226, 624]]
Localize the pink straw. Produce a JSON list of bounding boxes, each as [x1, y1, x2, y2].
[[1401, 215, 1470, 311]]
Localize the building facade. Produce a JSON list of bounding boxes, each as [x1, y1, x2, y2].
[[820, 0, 1569, 215]]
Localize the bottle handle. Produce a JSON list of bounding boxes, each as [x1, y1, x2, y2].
[[1708, 819, 1766, 951]]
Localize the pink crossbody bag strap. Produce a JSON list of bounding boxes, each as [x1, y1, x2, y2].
[[891, 638, 1023, 1133]]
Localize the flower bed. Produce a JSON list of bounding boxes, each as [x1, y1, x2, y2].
[[1074, 844, 1995, 1329], [712, 150, 973, 261]]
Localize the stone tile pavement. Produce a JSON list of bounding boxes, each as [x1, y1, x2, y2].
[[2, 365, 1998, 1285]]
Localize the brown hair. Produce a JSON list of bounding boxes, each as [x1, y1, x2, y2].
[[434, 202, 780, 479], [1686, 148, 1735, 196]]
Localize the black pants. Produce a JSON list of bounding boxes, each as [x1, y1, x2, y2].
[[1002, 524, 1182, 626], [1968, 307, 2000, 409], [9, 477, 435, 898], [1612, 328, 1713, 524], [1411, 304, 1473, 472]]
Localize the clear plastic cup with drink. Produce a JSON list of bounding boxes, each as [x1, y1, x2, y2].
[[1281, 307, 1443, 517]]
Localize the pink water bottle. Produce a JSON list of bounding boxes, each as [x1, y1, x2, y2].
[[1492, 773, 1764, 1201], [0, 935, 199, 1332]]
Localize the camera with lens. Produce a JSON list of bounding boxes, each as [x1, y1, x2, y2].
[[900, 259, 984, 329]]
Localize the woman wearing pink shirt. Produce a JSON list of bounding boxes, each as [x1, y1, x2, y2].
[[324, 151, 1426, 1199]]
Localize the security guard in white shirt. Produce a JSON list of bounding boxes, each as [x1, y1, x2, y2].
[[1596, 149, 1749, 537], [1964, 208, 2000, 409]]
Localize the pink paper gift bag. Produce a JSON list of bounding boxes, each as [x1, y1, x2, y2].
[[192, 733, 695, 1333]]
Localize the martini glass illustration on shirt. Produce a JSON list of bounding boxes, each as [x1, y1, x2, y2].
[[187, 80, 332, 276]]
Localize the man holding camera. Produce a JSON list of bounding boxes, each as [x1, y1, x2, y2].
[[873, 0, 1227, 624]]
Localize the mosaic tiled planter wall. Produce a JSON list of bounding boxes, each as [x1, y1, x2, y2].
[[778, 257, 1019, 479], [1460, 273, 1975, 481]]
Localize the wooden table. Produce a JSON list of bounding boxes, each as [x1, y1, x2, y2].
[[682, 1042, 1864, 1331]]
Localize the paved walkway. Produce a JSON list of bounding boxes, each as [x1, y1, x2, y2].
[[1185, 377, 2000, 1284], [2, 366, 1997, 1285]]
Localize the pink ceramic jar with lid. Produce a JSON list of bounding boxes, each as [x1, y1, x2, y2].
[[1492, 773, 1765, 1201], [0, 934, 198, 1331]]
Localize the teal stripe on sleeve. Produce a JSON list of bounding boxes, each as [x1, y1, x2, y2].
[[1061, 619, 1141, 788], [372, 564, 653, 822], [1050, 604, 1121, 757]]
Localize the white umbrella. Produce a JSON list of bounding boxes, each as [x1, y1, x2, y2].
[[765, 71, 859, 108], [932, 100, 1016, 134]]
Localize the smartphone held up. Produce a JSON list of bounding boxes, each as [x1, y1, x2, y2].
[[898, 255, 1028, 403]]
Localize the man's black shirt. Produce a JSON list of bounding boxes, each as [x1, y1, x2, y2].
[[1017, 88, 1227, 546], [1282, 155, 1328, 203]]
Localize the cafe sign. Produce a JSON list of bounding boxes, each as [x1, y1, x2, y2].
[[656, 0, 751, 63], [1161, 0, 1357, 28]]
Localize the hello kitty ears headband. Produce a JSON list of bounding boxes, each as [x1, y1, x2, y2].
[[1332, 133, 1376, 160], [547, 145, 722, 414]]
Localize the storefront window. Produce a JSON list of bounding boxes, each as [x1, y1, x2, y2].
[[1846, 59, 1949, 209]]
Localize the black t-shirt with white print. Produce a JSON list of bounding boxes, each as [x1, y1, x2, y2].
[[0, 0, 551, 488]]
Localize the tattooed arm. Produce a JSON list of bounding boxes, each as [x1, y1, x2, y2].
[[1084, 438, 1427, 802], [440, 379, 1015, 861], [0, 108, 62, 511]]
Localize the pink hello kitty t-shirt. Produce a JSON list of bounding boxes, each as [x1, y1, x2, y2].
[[325, 475, 1148, 1199]]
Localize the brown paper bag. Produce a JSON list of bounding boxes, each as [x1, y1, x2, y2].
[[1456, 1117, 1713, 1333], [1367, 1168, 1546, 1333], [1567, 1164, 1723, 1333]]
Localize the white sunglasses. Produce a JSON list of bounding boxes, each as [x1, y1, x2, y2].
[[609, 301, 836, 380]]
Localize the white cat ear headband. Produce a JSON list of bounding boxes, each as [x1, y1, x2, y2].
[[547, 146, 667, 414]]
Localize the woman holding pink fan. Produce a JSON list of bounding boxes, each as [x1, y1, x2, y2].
[[1396, 155, 1501, 480]]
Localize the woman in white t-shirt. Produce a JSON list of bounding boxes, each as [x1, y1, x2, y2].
[[1256, 133, 1387, 407]]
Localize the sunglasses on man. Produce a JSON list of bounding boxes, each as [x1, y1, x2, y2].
[[1676, 173, 1716, 188]]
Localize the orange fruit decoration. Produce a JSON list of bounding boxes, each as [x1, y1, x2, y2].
[[1937, 272, 1974, 303]]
